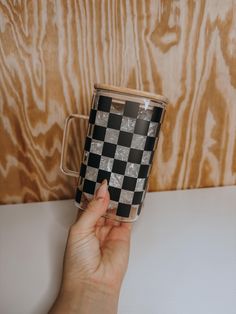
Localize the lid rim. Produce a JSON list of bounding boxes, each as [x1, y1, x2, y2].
[[94, 83, 168, 104]]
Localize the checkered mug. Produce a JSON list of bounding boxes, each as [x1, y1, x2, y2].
[[61, 84, 168, 222]]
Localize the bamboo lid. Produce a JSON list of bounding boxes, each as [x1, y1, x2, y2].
[[94, 83, 168, 104]]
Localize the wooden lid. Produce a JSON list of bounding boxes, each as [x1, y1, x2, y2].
[[94, 83, 168, 104]]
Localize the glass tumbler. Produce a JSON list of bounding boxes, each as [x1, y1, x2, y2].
[[61, 84, 168, 222]]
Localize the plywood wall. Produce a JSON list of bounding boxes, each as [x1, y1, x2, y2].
[[0, 0, 236, 204]]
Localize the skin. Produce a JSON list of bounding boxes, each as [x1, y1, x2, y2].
[[49, 180, 132, 314]]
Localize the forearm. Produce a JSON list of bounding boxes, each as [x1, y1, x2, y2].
[[49, 283, 119, 314]]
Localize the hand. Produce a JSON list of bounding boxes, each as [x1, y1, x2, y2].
[[49, 180, 132, 314]]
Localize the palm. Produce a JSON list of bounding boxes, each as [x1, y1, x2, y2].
[[69, 217, 131, 289], [97, 218, 131, 271]]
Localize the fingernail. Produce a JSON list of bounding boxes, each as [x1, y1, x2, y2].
[[95, 180, 108, 200]]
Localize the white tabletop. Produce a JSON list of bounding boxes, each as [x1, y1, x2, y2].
[[0, 186, 236, 314]]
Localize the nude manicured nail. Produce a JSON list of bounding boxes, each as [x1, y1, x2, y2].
[[96, 180, 108, 199]]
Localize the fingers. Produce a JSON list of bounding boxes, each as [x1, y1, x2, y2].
[[105, 218, 132, 230], [105, 217, 121, 227], [74, 179, 134, 234], [74, 180, 110, 230]]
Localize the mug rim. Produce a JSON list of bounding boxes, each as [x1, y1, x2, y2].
[[94, 83, 169, 105]]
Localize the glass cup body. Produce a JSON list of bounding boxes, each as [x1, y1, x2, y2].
[[73, 86, 167, 222]]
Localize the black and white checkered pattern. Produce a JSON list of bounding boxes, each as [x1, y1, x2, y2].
[[75, 95, 165, 219]]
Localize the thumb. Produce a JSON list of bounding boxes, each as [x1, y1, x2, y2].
[[75, 180, 109, 230]]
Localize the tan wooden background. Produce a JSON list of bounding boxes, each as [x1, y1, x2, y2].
[[0, 0, 236, 204]]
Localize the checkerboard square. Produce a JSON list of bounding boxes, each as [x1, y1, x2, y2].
[[112, 159, 126, 175], [105, 128, 119, 144], [95, 111, 109, 127], [90, 139, 103, 155], [107, 113, 122, 130], [85, 166, 98, 181], [131, 134, 146, 150], [110, 102, 124, 115], [75, 188, 82, 203], [102, 142, 116, 158], [124, 101, 139, 118], [88, 153, 101, 168], [84, 137, 92, 152], [97, 169, 111, 183], [93, 125, 106, 141], [110, 173, 124, 188], [118, 131, 133, 147], [83, 179, 96, 194], [138, 165, 149, 178], [114, 145, 130, 161], [128, 148, 143, 164], [138, 108, 153, 121], [133, 191, 143, 204], [122, 176, 137, 191], [148, 121, 159, 137], [116, 203, 131, 218], [89, 109, 96, 124], [125, 162, 140, 177], [100, 156, 114, 171], [145, 136, 155, 151], [151, 107, 163, 122], [108, 186, 121, 202], [134, 119, 150, 135], [136, 178, 145, 191], [120, 116, 136, 132], [80, 163, 86, 178], [98, 96, 112, 112], [120, 190, 134, 204], [141, 151, 152, 164]]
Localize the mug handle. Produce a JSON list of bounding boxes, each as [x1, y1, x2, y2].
[[60, 114, 89, 177]]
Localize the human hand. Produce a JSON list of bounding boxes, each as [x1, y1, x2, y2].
[[49, 180, 132, 314]]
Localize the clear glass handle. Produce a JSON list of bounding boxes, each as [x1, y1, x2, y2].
[[60, 114, 89, 177]]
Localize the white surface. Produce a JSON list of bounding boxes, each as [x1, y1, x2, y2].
[[0, 186, 236, 314]]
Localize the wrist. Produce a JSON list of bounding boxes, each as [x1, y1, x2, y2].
[[50, 281, 120, 314]]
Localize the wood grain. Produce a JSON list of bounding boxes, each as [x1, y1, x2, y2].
[[0, 0, 236, 204]]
